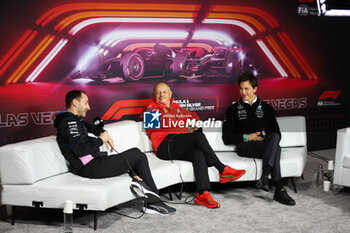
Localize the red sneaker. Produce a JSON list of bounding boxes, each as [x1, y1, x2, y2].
[[195, 191, 220, 208], [219, 165, 246, 184]]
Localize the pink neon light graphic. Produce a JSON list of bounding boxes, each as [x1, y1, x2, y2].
[[103, 30, 189, 47], [193, 30, 234, 46], [256, 39, 287, 77], [76, 46, 102, 71], [101, 29, 234, 49], [0, 30, 32, 69], [202, 18, 256, 36], [26, 39, 68, 82], [0, 30, 37, 76], [69, 18, 194, 35]]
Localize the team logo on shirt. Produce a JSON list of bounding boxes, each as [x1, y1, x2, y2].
[[143, 111, 161, 129], [67, 121, 80, 137], [237, 109, 247, 120], [255, 105, 264, 118]]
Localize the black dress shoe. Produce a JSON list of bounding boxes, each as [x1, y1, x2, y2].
[[256, 175, 269, 192], [273, 188, 296, 206]]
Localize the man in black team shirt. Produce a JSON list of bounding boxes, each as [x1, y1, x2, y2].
[[54, 90, 176, 215], [222, 72, 295, 206]]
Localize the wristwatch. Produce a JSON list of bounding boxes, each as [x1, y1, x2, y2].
[[243, 134, 248, 142]]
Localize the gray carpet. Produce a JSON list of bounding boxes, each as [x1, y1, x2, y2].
[[1, 149, 349, 233]]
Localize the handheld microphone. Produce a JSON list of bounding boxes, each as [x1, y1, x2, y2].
[[259, 129, 266, 137], [93, 116, 137, 177], [93, 117, 104, 131]]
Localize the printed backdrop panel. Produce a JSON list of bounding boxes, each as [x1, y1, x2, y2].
[[0, 0, 349, 150]]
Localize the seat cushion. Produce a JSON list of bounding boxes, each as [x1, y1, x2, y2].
[[1, 153, 183, 211], [1, 173, 134, 211], [145, 153, 182, 188], [156, 146, 307, 185], [202, 116, 306, 152], [171, 152, 259, 182]]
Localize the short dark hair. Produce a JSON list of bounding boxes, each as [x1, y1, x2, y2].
[[238, 72, 258, 88], [65, 90, 86, 108]]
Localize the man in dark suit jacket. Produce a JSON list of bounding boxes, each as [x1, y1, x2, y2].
[[222, 72, 295, 206]]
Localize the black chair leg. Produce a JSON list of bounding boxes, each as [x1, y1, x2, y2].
[[290, 177, 297, 193], [175, 183, 183, 200], [167, 187, 173, 201], [301, 174, 304, 180], [94, 211, 98, 230], [11, 206, 16, 225]]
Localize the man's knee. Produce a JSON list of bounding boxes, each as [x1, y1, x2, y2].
[[193, 131, 205, 138], [193, 131, 209, 144], [189, 150, 207, 164], [125, 147, 146, 159], [128, 147, 142, 154], [267, 132, 281, 142]]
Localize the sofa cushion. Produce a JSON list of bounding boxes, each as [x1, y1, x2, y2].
[[0, 136, 68, 185], [277, 116, 306, 147], [203, 126, 236, 152], [137, 121, 154, 152], [104, 120, 143, 153]]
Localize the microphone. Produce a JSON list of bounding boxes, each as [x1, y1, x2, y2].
[[93, 117, 137, 178], [93, 116, 112, 151], [93, 117, 104, 131], [259, 129, 266, 137]]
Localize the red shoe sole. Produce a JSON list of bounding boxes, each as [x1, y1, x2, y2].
[[219, 170, 246, 184], [195, 199, 220, 208]]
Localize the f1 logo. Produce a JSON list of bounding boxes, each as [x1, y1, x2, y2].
[[143, 111, 161, 129], [318, 91, 341, 100]]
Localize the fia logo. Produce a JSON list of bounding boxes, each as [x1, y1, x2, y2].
[[143, 111, 161, 129], [298, 5, 309, 16]]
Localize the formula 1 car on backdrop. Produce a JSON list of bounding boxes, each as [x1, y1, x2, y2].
[[70, 43, 174, 82], [69, 44, 251, 82], [172, 46, 247, 79]]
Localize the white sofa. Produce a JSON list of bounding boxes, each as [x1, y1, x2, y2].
[[0, 116, 307, 230], [334, 127, 350, 187]]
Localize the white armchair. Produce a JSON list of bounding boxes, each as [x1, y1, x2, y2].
[[333, 127, 350, 187]]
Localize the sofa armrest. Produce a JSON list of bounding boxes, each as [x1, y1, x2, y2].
[[334, 127, 350, 186]]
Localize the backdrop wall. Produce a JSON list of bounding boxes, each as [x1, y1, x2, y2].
[[0, 0, 349, 150]]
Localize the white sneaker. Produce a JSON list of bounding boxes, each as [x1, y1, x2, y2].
[[130, 179, 160, 203], [143, 201, 176, 215]]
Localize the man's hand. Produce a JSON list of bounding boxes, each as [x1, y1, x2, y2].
[[133, 175, 143, 181], [248, 132, 265, 141], [189, 118, 199, 132], [99, 131, 115, 152]]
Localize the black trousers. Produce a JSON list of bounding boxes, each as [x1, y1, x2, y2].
[[77, 147, 158, 193], [236, 132, 281, 183], [157, 131, 223, 192]]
